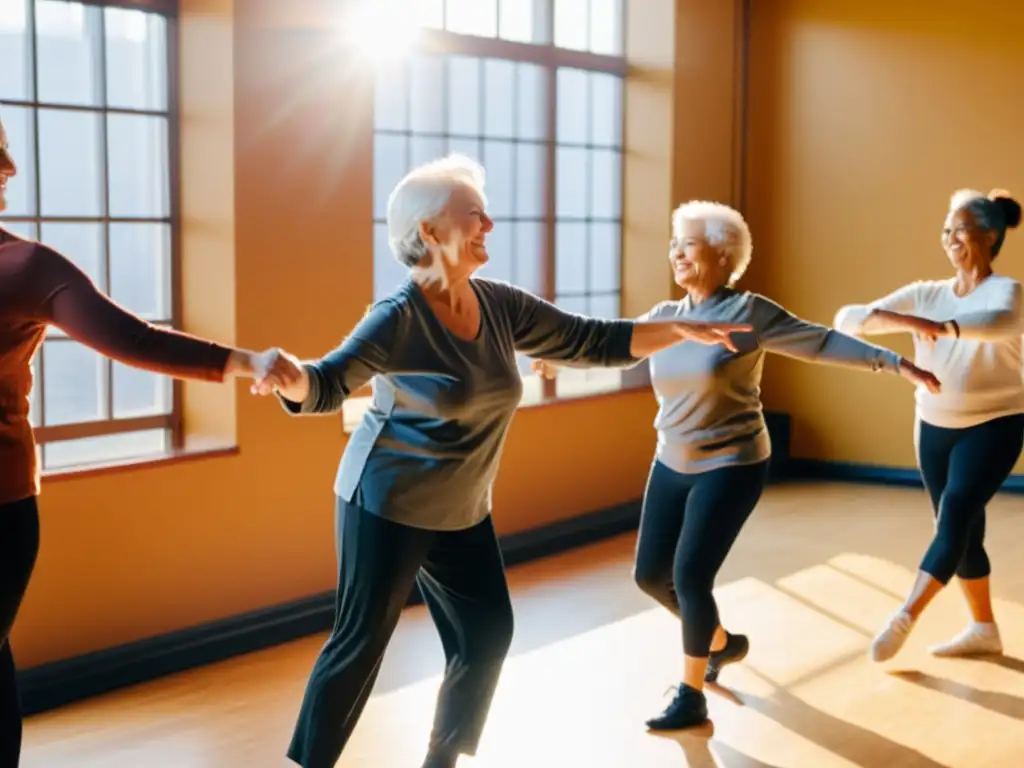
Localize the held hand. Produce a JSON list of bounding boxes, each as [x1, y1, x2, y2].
[[530, 359, 558, 380], [899, 359, 941, 394], [674, 321, 753, 352], [249, 348, 306, 398]]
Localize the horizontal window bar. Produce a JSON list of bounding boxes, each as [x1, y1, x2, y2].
[[0, 99, 171, 118], [34, 414, 173, 444]]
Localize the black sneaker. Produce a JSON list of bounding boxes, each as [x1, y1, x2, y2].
[[645, 683, 709, 731], [705, 631, 749, 683]]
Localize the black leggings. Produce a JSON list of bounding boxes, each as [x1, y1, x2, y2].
[[0, 496, 40, 768], [287, 499, 514, 768], [634, 459, 768, 657], [917, 414, 1024, 584]]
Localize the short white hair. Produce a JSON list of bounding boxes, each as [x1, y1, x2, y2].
[[672, 200, 753, 284], [387, 154, 487, 267]]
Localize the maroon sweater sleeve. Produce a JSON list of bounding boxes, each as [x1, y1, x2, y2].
[[33, 244, 233, 382]]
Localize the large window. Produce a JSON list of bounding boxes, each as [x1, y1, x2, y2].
[[371, 0, 625, 403], [0, 0, 177, 470]]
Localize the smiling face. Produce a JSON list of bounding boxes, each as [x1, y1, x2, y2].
[[0, 118, 17, 214], [942, 205, 996, 270], [669, 217, 730, 292], [416, 182, 494, 284]]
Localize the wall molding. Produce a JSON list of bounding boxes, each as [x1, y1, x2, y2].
[[785, 458, 1024, 494]]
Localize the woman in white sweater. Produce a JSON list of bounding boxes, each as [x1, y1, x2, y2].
[[834, 188, 1023, 663]]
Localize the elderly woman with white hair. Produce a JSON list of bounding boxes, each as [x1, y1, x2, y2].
[[252, 157, 751, 768], [835, 188, 1023, 665], [535, 200, 938, 732]]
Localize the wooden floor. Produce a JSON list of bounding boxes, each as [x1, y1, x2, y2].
[[22, 482, 1024, 767]]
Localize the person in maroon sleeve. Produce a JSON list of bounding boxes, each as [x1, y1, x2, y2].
[[0, 114, 297, 766]]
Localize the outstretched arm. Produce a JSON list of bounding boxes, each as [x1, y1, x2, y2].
[[270, 299, 403, 416], [37, 244, 255, 381], [947, 280, 1024, 341], [833, 283, 922, 337]]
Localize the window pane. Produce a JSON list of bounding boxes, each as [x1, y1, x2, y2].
[[589, 0, 623, 55], [416, 0, 444, 28], [109, 222, 170, 319], [410, 135, 446, 169], [482, 140, 513, 218], [0, 104, 37, 216], [556, 146, 588, 219], [0, 0, 32, 100], [112, 358, 170, 418], [590, 73, 623, 148], [409, 55, 445, 134], [1, 220, 37, 240], [499, 0, 537, 43], [447, 136, 479, 160], [589, 148, 621, 219], [445, 0, 497, 38], [35, 0, 103, 107], [514, 143, 545, 219], [555, 221, 587, 295], [589, 292, 620, 319], [104, 7, 167, 111], [107, 113, 169, 218], [448, 56, 481, 137], [42, 339, 104, 425], [38, 108, 103, 217], [374, 62, 409, 132], [513, 221, 544, 295], [483, 59, 515, 138], [39, 221, 105, 291], [43, 428, 168, 470], [516, 63, 547, 141], [555, 294, 587, 315], [556, 68, 589, 145], [589, 221, 620, 293], [373, 222, 406, 301], [373, 134, 407, 220], [554, 0, 588, 51], [481, 218, 513, 283]]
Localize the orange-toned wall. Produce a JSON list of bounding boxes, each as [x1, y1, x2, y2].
[[744, 0, 1024, 468], [12, 0, 744, 670]]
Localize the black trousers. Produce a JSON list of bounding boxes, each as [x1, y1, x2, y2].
[[917, 413, 1024, 584], [287, 499, 514, 768], [634, 459, 769, 657], [0, 496, 41, 768]]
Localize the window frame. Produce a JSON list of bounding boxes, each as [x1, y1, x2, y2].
[[0, 0, 183, 461], [374, 8, 628, 402]]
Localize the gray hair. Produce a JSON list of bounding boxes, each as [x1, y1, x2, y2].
[[950, 188, 1022, 258], [386, 154, 487, 267], [672, 200, 753, 284]]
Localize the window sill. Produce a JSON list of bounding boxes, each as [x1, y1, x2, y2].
[[42, 438, 239, 484], [340, 369, 653, 434]]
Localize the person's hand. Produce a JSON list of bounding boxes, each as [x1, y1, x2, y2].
[[899, 359, 941, 394], [531, 359, 558, 379], [249, 348, 306, 398], [673, 321, 753, 352]]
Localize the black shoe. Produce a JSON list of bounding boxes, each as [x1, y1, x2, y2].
[[645, 683, 709, 731], [705, 632, 749, 683]]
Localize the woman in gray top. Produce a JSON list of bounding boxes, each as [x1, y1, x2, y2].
[[251, 157, 750, 768], [534, 200, 939, 732]]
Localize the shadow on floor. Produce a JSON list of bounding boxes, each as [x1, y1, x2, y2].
[[889, 669, 1024, 721]]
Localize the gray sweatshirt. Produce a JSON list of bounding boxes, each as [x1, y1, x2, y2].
[[643, 288, 902, 474], [279, 277, 637, 530]]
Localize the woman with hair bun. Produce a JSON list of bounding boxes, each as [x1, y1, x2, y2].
[[835, 188, 1024, 663]]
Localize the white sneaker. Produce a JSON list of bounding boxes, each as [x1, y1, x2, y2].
[[870, 610, 915, 662], [929, 622, 1003, 657]]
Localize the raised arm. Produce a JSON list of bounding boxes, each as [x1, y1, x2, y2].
[[833, 282, 923, 336], [37, 245, 253, 381], [756, 295, 903, 374], [274, 299, 403, 416], [948, 279, 1023, 341]]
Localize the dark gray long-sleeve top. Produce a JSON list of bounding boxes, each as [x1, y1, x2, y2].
[[644, 288, 902, 474], [280, 277, 637, 530]]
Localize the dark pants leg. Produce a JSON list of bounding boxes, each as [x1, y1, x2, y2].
[[418, 516, 514, 758], [0, 497, 41, 768], [634, 460, 768, 657], [287, 499, 434, 768], [917, 415, 1024, 584]]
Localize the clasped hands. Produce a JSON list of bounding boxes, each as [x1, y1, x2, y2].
[[244, 347, 307, 399]]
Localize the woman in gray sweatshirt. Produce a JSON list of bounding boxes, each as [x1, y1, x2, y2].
[[250, 158, 751, 768], [534, 200, 940, 732]]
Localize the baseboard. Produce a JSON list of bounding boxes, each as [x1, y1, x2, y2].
[[17, 499, 643, 717], [785, 458, 1024, 494]]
